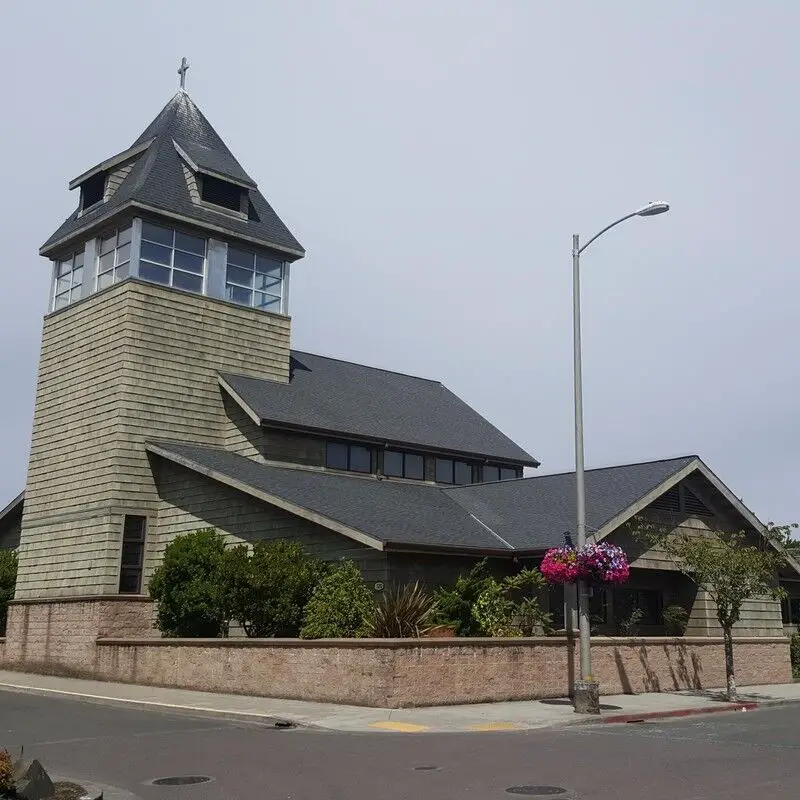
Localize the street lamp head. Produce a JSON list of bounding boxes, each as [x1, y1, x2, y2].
[[636, 201, 670, 217]]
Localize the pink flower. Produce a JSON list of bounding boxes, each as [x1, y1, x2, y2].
[[540, 543, 629, 585]]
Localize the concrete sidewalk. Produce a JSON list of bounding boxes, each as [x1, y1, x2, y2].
[[1, 669, 798, 733]]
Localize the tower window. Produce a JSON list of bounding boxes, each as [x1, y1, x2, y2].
[[225, 246, 284, 312], [52, 250, 84, 310], [140, 221, 206, 294], [200, 175, 243, 212], [119, 515, 147, 594], [80, 172, 106, 210], [96, 226, 132, 290]]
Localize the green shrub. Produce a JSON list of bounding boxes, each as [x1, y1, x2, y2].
[[791, 631, 800, 680], [618, 607, 645, 636], [371, 582, 437, 638], [224, 541, 327, 637], [473, 567, 551, 637], [149, 528, 229, 638], [432, 559, 494, 635], [301, 561, 373, 639], [0, 748, 14, 796], [0, 549, 17, 635], [663, 604, 689, 636]]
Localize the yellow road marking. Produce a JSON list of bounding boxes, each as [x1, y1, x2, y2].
[[369, 721, 429, 733], [468, 722, 521, 731]]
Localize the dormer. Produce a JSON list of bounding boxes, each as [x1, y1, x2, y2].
[[41, 90, 304, 315]]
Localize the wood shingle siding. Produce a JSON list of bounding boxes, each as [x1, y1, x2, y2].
[[16, 280, 292, 599]]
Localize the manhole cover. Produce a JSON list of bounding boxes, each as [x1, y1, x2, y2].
[[413, 765, 439, 771], [506, 787, 567, 796], [151, 776, 212, 786]]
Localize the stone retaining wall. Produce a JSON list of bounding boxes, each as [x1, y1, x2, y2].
[[0, 599, 791, 707]]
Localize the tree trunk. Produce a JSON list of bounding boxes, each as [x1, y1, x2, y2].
[[723, 626, 737, 701]]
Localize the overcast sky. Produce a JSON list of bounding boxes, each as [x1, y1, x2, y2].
[[1, 2, 798, 524]]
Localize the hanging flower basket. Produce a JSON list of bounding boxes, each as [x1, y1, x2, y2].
[[540, 543, 629, 585]]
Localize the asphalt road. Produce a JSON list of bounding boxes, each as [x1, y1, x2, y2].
[[1, 689, 798, 800]]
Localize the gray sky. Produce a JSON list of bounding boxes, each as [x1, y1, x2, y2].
[[1, 2, 798, 524]]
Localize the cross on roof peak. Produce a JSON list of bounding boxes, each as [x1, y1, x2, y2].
[[177, 57, 189, 91]]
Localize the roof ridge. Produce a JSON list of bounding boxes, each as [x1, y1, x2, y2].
[[290, 350, 443, 386], [532, 454, 700, 480]]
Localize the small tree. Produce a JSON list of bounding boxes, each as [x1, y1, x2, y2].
[[0, 549, 18, 635], [472, 567, 551, 637], [300, 560, 374, 639], [636, 519, 791, 700], [432, 559, 494, 635], [149, 528, 229, 638], [223, 541, 327, 637]]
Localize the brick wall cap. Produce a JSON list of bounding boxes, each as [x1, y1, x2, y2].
[[10, 595, 154, 606]]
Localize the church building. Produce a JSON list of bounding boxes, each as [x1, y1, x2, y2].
[[1, 73, 798, 655]]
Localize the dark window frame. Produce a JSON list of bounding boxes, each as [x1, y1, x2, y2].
[[325, 441, 374, 474], [614, 588, 663, 627], [80, 171, 106, 211], [384, 449, 424, 481], [119, 515, 147, 595]]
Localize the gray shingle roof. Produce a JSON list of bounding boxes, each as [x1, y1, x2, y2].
[[148, 442, 699, 554], [41, 92, 304, 258], [221, 351, 538, 465], [149, 442, 507, 553], [444, 456, 698, 550]]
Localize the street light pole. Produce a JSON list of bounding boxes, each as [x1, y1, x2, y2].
[[572, 201, 669, 713]]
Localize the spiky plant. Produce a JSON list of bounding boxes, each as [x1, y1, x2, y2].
[[371, 582, 437, 638]]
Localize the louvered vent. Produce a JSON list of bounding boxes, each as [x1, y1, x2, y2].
[[650, 485, 680, 513], [683, 487, 713, 516]]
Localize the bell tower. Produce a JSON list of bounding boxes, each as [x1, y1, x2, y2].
[[13, 69, 304, 612]]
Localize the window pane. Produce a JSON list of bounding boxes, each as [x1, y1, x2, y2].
[[123, 515, 147, 540], [227, 246, 254, 268], [142, 221, 173, 246], [791, 598, 800, 624], [121, 541, 144, 567], [140, 261, 170, 285], [54, 292, 70, 309], [97, 271, 113, 290], [71, 267, 83, 286], [56, 276, 71, 294], [175, 231, 205, 255], [73, 252, 84, 269], [57, 260, 72, 277], [118, 568, 141, 594], [98, 251, 115, 273], [226, 284, 252, 305], [115, 263, 129, 281], [99, 235, 116, 255], [140, 241, 171, 265], [638, 590, 662, 626], [254, 272, 282, 292], [349, 445, 371, 473], [590, 589, 609, 623], [326, 442, 348, 470], [483, 465, 500, 482], [173, 270, 203, 293], [256, 255, 282, 276], [226, 264, 253, 287], [116, 242, 131, 265], [70, 285, 82, 302], [436, 458, 454, 483], [117, 226, 132, 247], [384, 450, 403, 477], [405, 453, 424, 480], [254, 292, 280, 311], [500, 467, 517, 481], [454, 461, 473, 485], [174, 249, 204, 274]]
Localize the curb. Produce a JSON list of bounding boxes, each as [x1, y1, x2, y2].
[[598, 701, 759, 724]]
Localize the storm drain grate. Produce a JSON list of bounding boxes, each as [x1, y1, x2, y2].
[[506, 787, 567, 796], [151, 776, 212, 786], [413, 765, 440, 771]]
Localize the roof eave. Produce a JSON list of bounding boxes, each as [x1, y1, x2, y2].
[[68, 138, 155, 189], [172, 140, 257, 189], [0, 491, 24, 526], [40, 199, 306, 260], [146, 442, 385, 552]]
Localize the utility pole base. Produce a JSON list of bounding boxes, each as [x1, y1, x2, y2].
[[573, 680, 601, 714]]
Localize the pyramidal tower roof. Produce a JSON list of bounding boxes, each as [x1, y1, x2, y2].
[[41, 91, 304, 259]]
